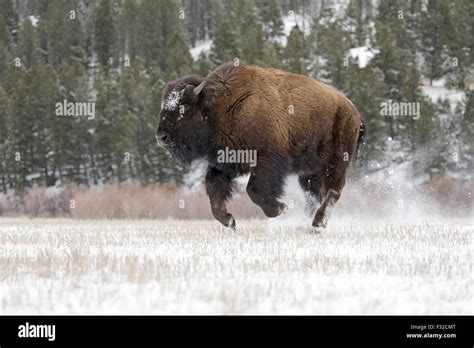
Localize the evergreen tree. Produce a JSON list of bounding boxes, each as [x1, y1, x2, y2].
[[53, 61, 91, 185], [120, 59, 184, 184], [313, 15, 351, 89], [373, 18, 441, 174], [373, 20, 406, 145], [159, 0, 186, 71], [260, 0, 284, 39], [0, 14, 12, 86], [39, 0, 85, 67], [0, 85, 9, 193], [27, 65, 59, 186], [5, 70, 26, 191], [345, 0, 367, 46], [163, 31, 193, 77], [284, 25, 308, 75], [0, 0, 18, 39], [137, 0, 189, 74], [16, 18, 40, 68], [184, 0, 224, 45], [460, 92, 474, 173], [209, 16, 240, 64], [419, 0, 454, 85], [119, 60, 150, 183], [136, 0, 162, 65], [373, 21, 406, 104], [210, 0, 265, 65], [432, 97, 463, 174], [118, 0, 140, 60], [8, 65, 58, 190], [231, 0, 265, 64], [344, 63, 386, 165], [241, 0, 265, 63], [260, 42, 283, 69], [93, 71, 133, 182], [377, 0, 414, 51], [195, 52, 214, 76], [0, 13, 12, 48], [93, 0, 116, 69], [445, 0, 473, 90], [0, 44, 7, 87]]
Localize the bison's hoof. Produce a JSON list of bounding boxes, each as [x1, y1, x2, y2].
[[312, 217, 328, 229], [312, 209, 328, 228], [226, 217, 236, 230]]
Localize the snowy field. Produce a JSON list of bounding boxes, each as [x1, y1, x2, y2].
[[0, 217, 472, 314]]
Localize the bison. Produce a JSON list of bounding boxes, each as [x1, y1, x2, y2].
[[156, 63, 364, 229]]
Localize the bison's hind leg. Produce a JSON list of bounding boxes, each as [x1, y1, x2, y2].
[[312, 171, 346, 229], [312, 104, 358, 228], [313, 188, 341, 228]]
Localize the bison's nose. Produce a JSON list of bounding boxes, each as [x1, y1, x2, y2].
[[156, 131, 170, 145]]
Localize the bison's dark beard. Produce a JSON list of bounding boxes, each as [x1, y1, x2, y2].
[[164, 142, 190, 164], [166, 131, 214, 164]]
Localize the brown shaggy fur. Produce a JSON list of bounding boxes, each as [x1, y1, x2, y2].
[[157, 63, 363, 229]]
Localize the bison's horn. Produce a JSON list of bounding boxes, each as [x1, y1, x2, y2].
[[193, 81, 206, 95]]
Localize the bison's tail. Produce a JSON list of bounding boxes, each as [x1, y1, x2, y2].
[[354, 120, 365, 162]]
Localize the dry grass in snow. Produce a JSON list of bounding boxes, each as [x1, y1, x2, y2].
[[0, 217, 472, 314]]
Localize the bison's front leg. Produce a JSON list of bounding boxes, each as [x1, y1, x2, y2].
[[205, 167, 236, 229], [246, 159, 287, 218]]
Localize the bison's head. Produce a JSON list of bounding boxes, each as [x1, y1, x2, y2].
[[156, 77, 211, 163]]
